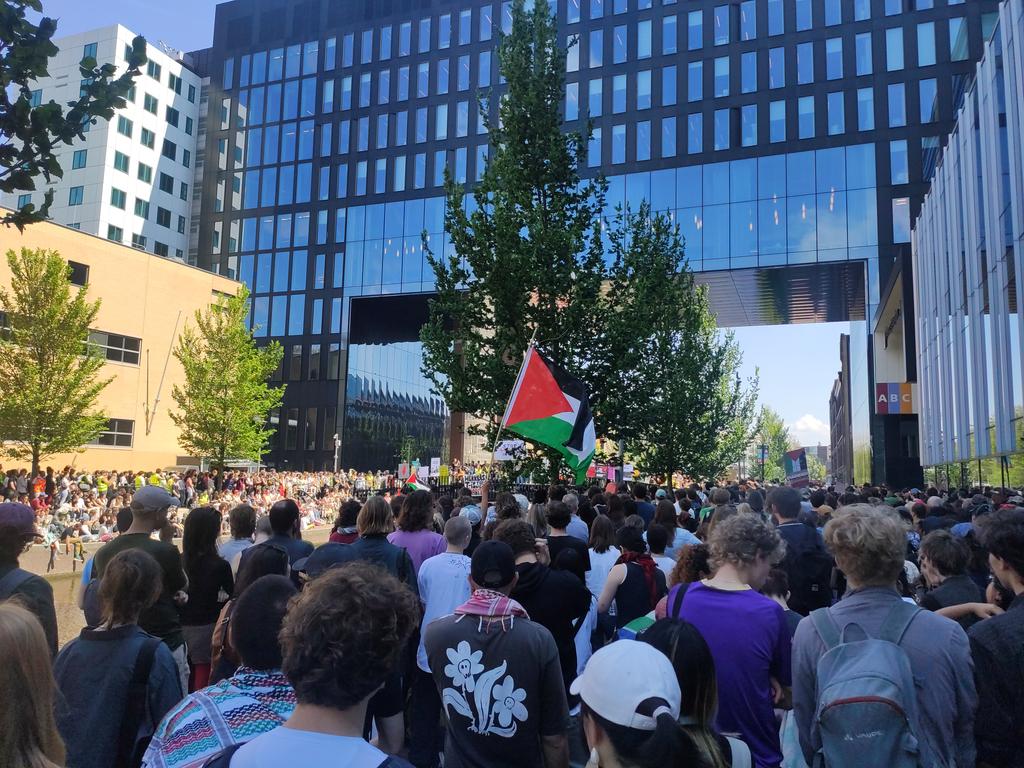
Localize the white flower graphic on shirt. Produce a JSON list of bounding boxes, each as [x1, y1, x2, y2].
[[491, 676, 529, 728], [443, 640, 485, 691]]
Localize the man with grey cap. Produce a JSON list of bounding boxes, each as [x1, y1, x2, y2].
[[92, 483, 189, 690], [0, 501, 57, 653]]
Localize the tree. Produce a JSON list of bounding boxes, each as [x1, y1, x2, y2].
[[420, 0, 607, 478], [806, 452, 826, 484], [0, 248, 111, 474], [756, 407, 792, 483], [1, 0, 146, 228], [170, 287, 285, 470]]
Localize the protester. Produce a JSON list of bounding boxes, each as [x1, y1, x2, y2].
[[571, 640, 703, 768], [0, 500, 58, 654], [759, 569, 802, 638], [144, 575, 298, 768], [180, 506, 234, 691], [92, 485, 189, 691], [969, 507, 1024, 767], [329, 499, 361, 544], [424, 540, 570, 768], [218, 504, 256, 575], [585, 515, 621, 599], [223, 563, 419, 767], [649, 499, 700, 558], [54, 549, 182, 768], [918, 529, 984, 629], [546, 500, 591, 575], [792, 504, 976, 768], [237, 500, 312, 571], [597, 525, 667, 629], [410, 517, 473, 768], [665, 514, 789, 768], [493, 519, 591, 704], [646, 524, 675, 579], [766, 486, 833, 615], [633, 483, 656, 527], [388, 490, 446, 574], [561, 493, 589, 541]]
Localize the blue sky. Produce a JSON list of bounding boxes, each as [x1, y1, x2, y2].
[[42, 0, 847, 447]]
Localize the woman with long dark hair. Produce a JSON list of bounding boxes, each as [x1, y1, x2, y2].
[[180, 506, 233, 691]]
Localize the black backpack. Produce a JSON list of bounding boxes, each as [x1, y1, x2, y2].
[[782, 524, 834, 615], [83, 565, 104, 628], [0, 567, 34, 601]]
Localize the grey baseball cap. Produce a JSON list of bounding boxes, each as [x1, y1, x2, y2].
[[131, 484, 178, 513]]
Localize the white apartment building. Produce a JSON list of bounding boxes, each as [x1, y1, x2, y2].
[[7, 25, 202, 260]]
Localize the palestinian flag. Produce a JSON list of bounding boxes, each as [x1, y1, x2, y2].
[[500, 346, 596, 482], [403, 466, 431, 493]]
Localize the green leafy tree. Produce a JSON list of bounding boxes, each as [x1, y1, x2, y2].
[[756, 407, 792, 483], [1, 0, 146, 228], [806, 452, 826, 484], [0, 247, 111, 474], [420, 0, 607, 478], [171, 287, 285, 470]]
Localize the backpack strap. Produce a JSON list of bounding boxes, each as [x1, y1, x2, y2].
[[877, 600, 921, 646], [0, 567, 33, 600], [115, 636, 161, 768], [668, 582, 691, 619], [810, 608, 842, 650], [201, 742, 244, 768]]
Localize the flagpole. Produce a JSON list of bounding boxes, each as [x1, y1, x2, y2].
[[489, 328, 539, 469]]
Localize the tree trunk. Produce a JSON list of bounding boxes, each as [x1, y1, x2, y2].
[[32, 445, 40, 479]]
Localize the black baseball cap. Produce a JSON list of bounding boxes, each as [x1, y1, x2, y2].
[[471, 540, 516, 590]]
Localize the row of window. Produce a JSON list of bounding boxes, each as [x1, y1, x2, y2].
[[66, 172, 188, 207], [115, 115, 192, 168], [88, 418, 135, 448], [273, 344, 344, 384], [105, 224, 179, 257], [268, 406, 338, 454]]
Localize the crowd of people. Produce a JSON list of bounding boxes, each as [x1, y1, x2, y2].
[[1, 471, 1022, 768]]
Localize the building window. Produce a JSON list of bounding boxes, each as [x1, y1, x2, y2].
[[156, 207, 171, 227], [29, 89, 42, 107], [767, 0, 784, 36], [892, 197, 911, 243], [138, 162, 153, 184], [826, 38, 843, 80], [161, 139, 176, 160], [113, 151, 129, 173], [83, 42, 98, 61], [890, 139, 909, 184], [107, 225, 123, 242], [17, 193, 31, 209], [143, 93, 158, 114], [919, 78, 937, 123], [185, 116, 193, 135], [769, 48, 784, 89], [159, 173, 174, 193], [886, 28, 904, 71], [857, 87, 875, 131], [688, 10, 702, 50], [147, 60, 162, 80], [714, 108, 730, 150], [739, 1, 756, 41], [89, 418, 135, 448], [827, 92, 845, 135], [688, 113, 703, 153], [116, 115, 133, 137], [769, 100, 785, 143], [662, 115, 676, 158], [888, 83, 907, 127], [165, 106, 179, 127], [949, 18, 968, 61], [87, 331, 141, 364], [714, 57, 729, 97], [72, 149, 87, 169], [855, 33, 872, 76], [110, 188, 126, 209], [713, 6, 730, 45], [68, 186, 84, 206], [141, 128, 155, 149], [131, 233, 147, 250], [67, 261, 89, 286], [798, 96, 815, 139], [795, 0, 812, 31], [134, 198, 150, 219], [154, 242, 169, 257], [797, 42, 813, 85]]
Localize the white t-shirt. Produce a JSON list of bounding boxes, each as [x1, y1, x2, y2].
[[231, 726, 388, 768], [416, 551, 472, 672], [586, 546, 622, 599], [653, 554, 675, 579]]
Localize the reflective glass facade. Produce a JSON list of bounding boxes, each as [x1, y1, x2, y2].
[[197, 0, 1000, 470]]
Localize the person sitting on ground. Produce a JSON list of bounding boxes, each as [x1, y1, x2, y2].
[[424, 540, 570, 768], [546, 500, 591, 576], [918, 529, 984, 630], [219, 563, 419, 767], [969, 508, 1024, 768], [597, 526, 668, 629], [641, 618, 753, 768], [55, 549, 182, 768], [330, 499, 361, 544], [792, 504, 976, 768], [665, 514, 789, 768], [0, 602, 65, 768], [646, 523, 675, 579], [218, 504, 256, 575], [388, 490, 446, 575], [144, 575, 298, 768], [571, 639, 705, 768], [0, 501, 58, 654]]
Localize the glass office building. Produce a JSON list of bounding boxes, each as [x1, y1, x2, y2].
[[194, 0, 1001, 472], [914, 0, 1024, 475]]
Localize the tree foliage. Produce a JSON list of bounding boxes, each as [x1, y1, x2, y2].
[[170, 287, 285, 470], [0, 247, 111, 474], [1, 0, 146, 228], [756, 406, 792, 483]]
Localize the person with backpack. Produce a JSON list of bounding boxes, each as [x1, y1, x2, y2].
[[767, 487, 834, 615], [0, 501, 58, 655], [791, 504, 976, 768], [54, 548, 183, 768]]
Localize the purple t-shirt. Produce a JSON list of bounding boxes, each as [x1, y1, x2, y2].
[[387, 529, 446, 574], [673, 582, 792, 768]]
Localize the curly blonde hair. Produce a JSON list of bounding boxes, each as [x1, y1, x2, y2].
[[708, 514, 785, 569], [825, 504, 907, 587]]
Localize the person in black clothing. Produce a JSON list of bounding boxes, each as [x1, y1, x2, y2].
[[493, 518, 591, 705], [180, 506, 234, 692], [237, 499, 313, 572], [633, 483, 655, 528], [767, 486, 833, 615], [969, 508, 1024, 768], [919, 530, 983, 629], [596, 526, 667, 628], [546, 501, 591, 576], [0, 501, 57, 655]]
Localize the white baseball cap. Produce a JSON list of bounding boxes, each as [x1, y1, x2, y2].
[[570, 640, 680, 731]]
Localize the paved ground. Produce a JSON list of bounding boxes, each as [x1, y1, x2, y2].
[[22, 528, 334, 648]]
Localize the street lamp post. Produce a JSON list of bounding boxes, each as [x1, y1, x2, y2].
[[333, 433, 341, 473]]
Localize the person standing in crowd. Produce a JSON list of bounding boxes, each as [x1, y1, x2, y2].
[[388, 490, 446, 575], [571, 640, 704, 768], [561, 493, 589, 541], [0, 501, 58, 654], [665, 514, 789, 768], [918, 529, 984, 629], [759, 569, 803, 638], [493, 519, 591, 705], [226, 563, 419, 767], [144, 575, 298, 768], [633, 483, 656, 527], [0, 602, 65, 768], [650, 499, 700, 559], [329, 499, 361, 544], [766, 487, 833, 615], [792, 504, 976, 768], [424, 540, 570, 768], [237, 500, 312, 571], [54, 549, 182, 768], [218, 504, 256, 576], [645, 524, 675, 580], [92, 485, 189, 692], [585, 515, 620, 600], [970, 508, 1024, 767], [409, 516, 473, 768], [597, 526, 667, 629], [545, 501, 591, 574], [180, 507, 234, 691], [458, 503, 483, 556]]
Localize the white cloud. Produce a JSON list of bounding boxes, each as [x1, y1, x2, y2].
[[789, 414, 830, 447]]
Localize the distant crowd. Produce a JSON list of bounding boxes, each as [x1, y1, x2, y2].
[[1, 473, 1022, 768]]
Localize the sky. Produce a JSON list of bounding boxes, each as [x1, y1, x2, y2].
[[42, 0, 847, 448]]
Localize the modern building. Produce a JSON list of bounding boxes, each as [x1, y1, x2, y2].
[[0, 218, 240, 470], [3, 26, 202, 260], [913, 0, 1024, 477], [829, 332, 853, 486], [190, 0, 1002, 472]]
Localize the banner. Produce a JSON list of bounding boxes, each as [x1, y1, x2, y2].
[[430, 457, 441, 476], [785, 448, 809, 488]]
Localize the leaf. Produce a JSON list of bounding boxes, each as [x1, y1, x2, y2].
[[472, 660, 507, 733], [442, 688, 474, 721]]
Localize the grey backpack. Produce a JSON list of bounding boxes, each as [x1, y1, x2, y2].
[[809, 602, 926, 768]]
